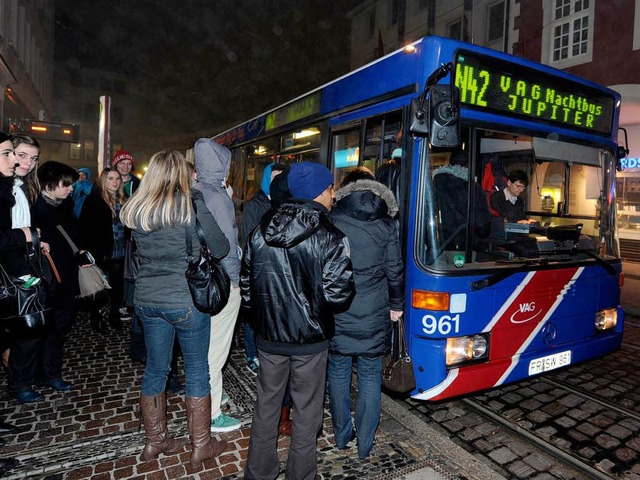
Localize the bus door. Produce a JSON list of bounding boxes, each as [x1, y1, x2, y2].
[[330, 110, 403, 188]]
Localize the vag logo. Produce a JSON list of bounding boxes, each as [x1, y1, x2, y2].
[[510, 302, 542, 324]]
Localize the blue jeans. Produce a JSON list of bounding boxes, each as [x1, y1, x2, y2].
[[137, 304, 210, 398], [328, 353, 382, 460]]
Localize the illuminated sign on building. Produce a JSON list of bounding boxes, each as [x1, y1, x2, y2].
[[455, 50, 616, 135], [619, 157, 640, 171]]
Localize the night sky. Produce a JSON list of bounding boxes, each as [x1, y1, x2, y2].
[[54, 0, 359, 138]]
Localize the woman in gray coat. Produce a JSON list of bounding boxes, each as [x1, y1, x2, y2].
[[120, 150, 229, 466]]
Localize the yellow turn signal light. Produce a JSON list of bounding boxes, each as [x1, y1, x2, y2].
[[412, 290, 450, 311]]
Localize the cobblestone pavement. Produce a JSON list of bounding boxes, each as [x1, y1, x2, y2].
[[0, 311, 503, 480], [401, 318, 640, 480]]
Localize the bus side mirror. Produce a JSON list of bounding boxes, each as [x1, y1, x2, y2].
[[409, 97, 430, 137], [429, 84, 460, 148]]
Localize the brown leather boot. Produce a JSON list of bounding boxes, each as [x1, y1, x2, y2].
[[186, 395, 228, 467], [278, 405, 292, 436], [140, 393, 186, 460]]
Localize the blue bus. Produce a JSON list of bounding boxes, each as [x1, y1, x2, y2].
[[214, 36, 625, 400]]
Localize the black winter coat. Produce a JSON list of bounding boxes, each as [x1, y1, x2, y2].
[[240, 199, 354, 356], [490, 189, 527, 223], [240, 190, 270, 249], [78, 187, 120, 262], [330, 180, 404, 357], [433, 165, 491, 249], [31, 195, 81, 303]]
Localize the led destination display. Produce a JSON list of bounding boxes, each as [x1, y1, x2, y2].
[[455, 51, 615, 135]]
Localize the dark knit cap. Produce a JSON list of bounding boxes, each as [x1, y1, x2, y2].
[[270, 167, 291, 208], [287, 162, 333, 200]]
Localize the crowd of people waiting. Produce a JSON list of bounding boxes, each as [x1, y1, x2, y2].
[[0, 134, 404, 480]]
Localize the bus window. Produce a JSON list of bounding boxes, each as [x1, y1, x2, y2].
[[277, 127, 321, 164], [419, 128, 609, 270], [363, 111, 403, 174], [246, 142, 276, 201], [228, 148, 245, 203], [424, 127, 492, 268], [363, 118, 382, 172], [332, 126, 360, 187]]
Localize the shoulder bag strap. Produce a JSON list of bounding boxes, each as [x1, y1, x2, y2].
[[190, 198, 210, 253], [28, 227, 45, 277], [56, 225, 80, 254], [397, 316, 410, 357]]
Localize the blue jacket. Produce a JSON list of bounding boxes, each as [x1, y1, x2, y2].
[[71, 168, 93, 218]]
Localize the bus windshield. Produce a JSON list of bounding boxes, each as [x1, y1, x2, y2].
[[418, 127, 615, 271]]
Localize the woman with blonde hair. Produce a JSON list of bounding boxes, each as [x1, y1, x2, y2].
[[79, 167, 127, 330], [120, 150, 229, 466]]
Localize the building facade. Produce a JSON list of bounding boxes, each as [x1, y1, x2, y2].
[[347, 0, 518, 69], [0, 0, 54, 130]]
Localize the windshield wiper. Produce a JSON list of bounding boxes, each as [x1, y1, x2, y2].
[[471, 258, 546, 291], [471, 250, 616, 291]]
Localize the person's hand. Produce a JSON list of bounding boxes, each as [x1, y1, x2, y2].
[[40, 241, 51, 255], [75, 251, 92, 267], [390, 310, 403, 322]]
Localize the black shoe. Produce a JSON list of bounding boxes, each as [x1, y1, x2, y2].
[[0, 457, 19, 476], [0, 422, 18, 435], [90, 311, 104, 332], [49, 379, 73, 392], [109, 313, 122, 330], [14, 388, 44, 404]]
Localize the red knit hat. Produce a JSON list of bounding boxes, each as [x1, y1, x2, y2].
[[112, 150, 134, 168]]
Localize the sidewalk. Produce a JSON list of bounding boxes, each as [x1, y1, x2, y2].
[[1, 260, 636, 479], [0, 308, 505, 480]]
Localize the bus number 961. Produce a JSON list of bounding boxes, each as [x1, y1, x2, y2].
[[422, 314, 460, 335]]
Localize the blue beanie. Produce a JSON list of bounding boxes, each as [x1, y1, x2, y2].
[[288, 162, 333, 200]]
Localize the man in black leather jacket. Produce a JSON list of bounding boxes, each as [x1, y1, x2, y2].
[[241, 161, 354, 480]]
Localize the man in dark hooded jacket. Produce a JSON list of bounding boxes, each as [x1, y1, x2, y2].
[[241, 161, 354, 480]]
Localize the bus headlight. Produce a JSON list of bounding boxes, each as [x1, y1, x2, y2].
[[595, 308, 617, 331], [446, 334, 489, 367]]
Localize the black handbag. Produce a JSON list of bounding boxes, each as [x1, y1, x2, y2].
[[184, 214, 231, 316], [0, 227, 49, 331], [123, 236, 140, 281], [382, 317, 416, 394]]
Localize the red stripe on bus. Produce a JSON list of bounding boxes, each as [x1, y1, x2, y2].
[[431, 267, 580, 400]]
